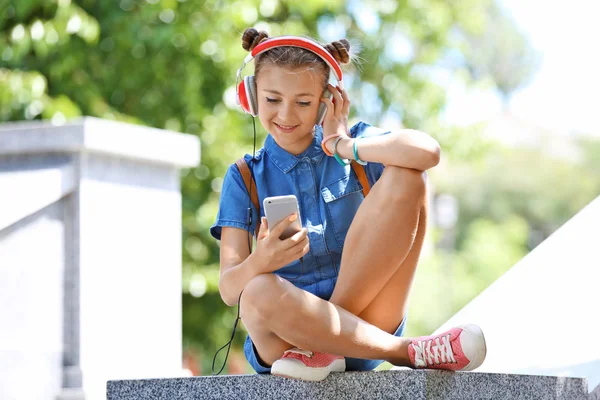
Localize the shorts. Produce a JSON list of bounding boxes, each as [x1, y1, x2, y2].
[[243, 315, 407, 374]]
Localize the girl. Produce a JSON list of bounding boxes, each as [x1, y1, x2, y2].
[[210, 28, 487, 381]]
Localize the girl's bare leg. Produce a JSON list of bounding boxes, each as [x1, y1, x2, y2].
[[240, 166, 426, 366], [331, 166, 428, 331], [240, 273, 412, 366]]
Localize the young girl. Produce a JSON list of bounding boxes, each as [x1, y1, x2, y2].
[[210, 27, 487, 381]]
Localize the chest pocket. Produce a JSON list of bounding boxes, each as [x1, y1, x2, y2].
[[321, 174, 365, 248]]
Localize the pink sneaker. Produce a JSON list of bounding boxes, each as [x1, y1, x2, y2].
[[271, 348, 346, 381], [408, 324, 487, 371]]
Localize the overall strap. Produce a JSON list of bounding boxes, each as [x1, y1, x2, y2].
[[235, 158, 260, 238]]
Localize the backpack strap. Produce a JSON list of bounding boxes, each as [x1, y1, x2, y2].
[[351, 160, 370, 197], [235, 158, 260, 239], [235, 157, 371, 239]]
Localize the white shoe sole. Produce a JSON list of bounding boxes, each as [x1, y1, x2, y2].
[[459, 324, 487, 371], [272, 358, 346, 381]]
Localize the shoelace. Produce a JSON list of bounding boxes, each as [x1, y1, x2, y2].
[[412, 334, 457, 367], [284, 348, 314, 358]]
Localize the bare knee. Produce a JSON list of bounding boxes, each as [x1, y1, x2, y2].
[[378, 166, 427, 204], [240, 274, 285, 325]]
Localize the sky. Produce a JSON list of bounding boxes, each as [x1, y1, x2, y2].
[[444, 0, 600, 136]]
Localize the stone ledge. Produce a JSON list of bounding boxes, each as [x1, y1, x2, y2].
[[106, 370, 589, 400], [0, 158, 74, 230], [0, 117, 200, 168]]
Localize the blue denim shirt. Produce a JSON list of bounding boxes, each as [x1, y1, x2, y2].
[[210, 121, 390, 300]]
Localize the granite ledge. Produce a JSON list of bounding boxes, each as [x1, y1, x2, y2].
[[107, 369, 589, 400]]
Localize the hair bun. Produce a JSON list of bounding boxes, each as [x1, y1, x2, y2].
[[325, 39, 351, 65], [242, 28, 269, 52]]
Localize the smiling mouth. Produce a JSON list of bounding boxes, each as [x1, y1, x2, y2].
[[275, 123, 299, 132]]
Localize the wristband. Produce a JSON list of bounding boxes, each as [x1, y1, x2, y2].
[[353, 138, 368, 165], [333, 136, 351, 166], [321, 133, 346, 156]]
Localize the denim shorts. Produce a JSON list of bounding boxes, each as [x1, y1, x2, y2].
[[243, 314, 407, 374]]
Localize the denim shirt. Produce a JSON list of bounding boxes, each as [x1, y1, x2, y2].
[[210, 121, 391, 300]]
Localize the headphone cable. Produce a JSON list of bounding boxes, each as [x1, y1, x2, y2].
[[211, 116, 258, 375], [212, 116, 306, 375]]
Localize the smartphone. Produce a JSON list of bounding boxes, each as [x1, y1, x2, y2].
[[263, 195, 302, 240], [316, 88, 332, 126]]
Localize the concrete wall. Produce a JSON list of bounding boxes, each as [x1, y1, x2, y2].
[[0, 118, 200, 400], [0, 199, 66, 400]]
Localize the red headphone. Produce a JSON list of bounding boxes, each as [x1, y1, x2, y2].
[[236, 36, 344, 125]]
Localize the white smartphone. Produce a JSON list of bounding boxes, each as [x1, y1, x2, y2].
[[263, 195, 302, 240]]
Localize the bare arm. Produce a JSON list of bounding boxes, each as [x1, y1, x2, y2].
[[218, 227, 262, 306], [334, 130, 441, 171], [218, 215, 310, 306], [320, 85, 441, 171]]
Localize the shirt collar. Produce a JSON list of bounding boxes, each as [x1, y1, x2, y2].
[[265, 126, 326, 173]]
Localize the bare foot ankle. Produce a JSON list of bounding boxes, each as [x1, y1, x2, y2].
[[386, 338, 414, 367]]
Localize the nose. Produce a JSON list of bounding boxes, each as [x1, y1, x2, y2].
[[278, 102, 295, 122]]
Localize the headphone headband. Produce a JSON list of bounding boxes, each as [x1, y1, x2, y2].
[[237, 36, 344, 88], [249, 36, 343, 81]]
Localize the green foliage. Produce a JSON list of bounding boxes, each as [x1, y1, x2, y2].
[[404, 140, 600, 344], [3, 0, 569, 375], [461, 1, 541, 103], [577, 135, 600, 183], [404, 215, 529, 336], [435, 145, 600, 246]]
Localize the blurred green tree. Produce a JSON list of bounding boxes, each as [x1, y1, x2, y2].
[[405, 214, 529, 338], [408, 138, 600, 336], [2, 0, 557, 375], [435, 144, 600, 248], [461, 1, 541, 104]]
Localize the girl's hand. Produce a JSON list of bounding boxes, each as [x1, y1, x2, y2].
[[253, 214, 310, 274], [321, 84, 351, 151]]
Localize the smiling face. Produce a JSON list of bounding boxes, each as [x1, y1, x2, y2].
[[255, 63, 327, 155]]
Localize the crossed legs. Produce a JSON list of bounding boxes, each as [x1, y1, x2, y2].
[[240, 166, 428, 367]]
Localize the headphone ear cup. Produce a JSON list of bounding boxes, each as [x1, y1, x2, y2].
[[245, 76, 258, 116], [316, 88, 332, 125], [237, 79, 251, 114]]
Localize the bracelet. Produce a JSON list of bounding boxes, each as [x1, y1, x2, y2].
[[333, 136, 351, 166], [321, 133, 346, 156], [353, 138, 368, 165]]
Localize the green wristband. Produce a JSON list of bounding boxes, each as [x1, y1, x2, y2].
[[353, 138, 368, 165], [333, 136, 350, 166]]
